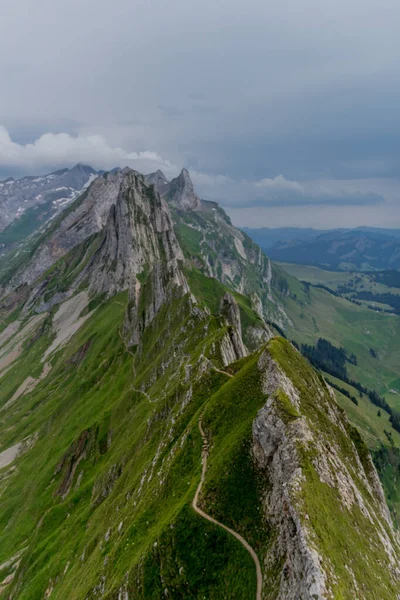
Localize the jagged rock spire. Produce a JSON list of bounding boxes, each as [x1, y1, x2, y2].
[[220, 292, 247, 363], [164, 168, 202, 211]]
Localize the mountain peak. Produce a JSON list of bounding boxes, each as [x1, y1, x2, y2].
[[165, 167, 202, 211], [180, 166, 190, 178], [69, 163, 97, 174], [145, 169, 169, 195]]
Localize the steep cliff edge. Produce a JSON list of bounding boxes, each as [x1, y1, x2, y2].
[[252, 338, 400, 598]]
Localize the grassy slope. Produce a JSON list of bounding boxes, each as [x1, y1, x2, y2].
[[0, 265, 398, 598], [279, 261, 400, 297], [173, 209, 288, 324], [276, 272, 400, 522], [282, 278, 400, 412], [0, 284, 272, 599], [184, 267, 266, 348], [173, 212, 400, 417], [173, 211, 400, 515], [328, 375, 400, 524], [173, 217, 400, 416], [269, 338, 399, 599], [0, 200, 56, 253], [325, 372, 400, 449]]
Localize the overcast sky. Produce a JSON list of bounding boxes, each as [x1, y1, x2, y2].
[[1, 0, 400, 228]]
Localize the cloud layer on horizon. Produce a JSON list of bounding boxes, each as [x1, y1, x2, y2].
[[0, 127, 177, 177], [192, 172, 384, 208], [0, 126, 386, 214]]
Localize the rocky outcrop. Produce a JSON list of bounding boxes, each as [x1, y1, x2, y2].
[[82, 170, 189, 345], [220, 292, 242, 333], [164, 168, 202, 211], [160, 168, 292, 329], [219, 292, 247, 363], [1, 170, 190, 347], [252, 339, 400, 600], [87, 170, 185, 296]]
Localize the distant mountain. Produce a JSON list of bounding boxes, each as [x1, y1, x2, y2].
[[0, 164, 99, 253], [355, 226, 400, 239], [242, 226, 347, 249], [155, 167, 202, 210], [144, 169, 169, 196], [245, 227, 400, 271]]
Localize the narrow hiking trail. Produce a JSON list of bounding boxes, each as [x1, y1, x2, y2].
[[212, 367, 234, 378], [192, 415, 263, 600]]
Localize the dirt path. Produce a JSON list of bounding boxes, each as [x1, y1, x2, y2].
[[192, 415, 262, 600], [212, 367, 234, 378]]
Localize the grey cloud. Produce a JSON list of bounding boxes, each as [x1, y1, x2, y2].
[[1, 0, 400, 226], [159, 105, 220, 119], [0, 127, 178, 177], [192, 173, 385, 209]]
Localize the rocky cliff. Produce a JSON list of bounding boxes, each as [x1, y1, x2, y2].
[[253, 338, 400, 599], [147, 168, 291, 330], [162, 168, 202, 211]]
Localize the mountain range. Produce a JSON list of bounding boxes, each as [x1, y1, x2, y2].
[[0, 167, 399, 599], [0, 165, 99, 254], [245, 226, 400, 271]]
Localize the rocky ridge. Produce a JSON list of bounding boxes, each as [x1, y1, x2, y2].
[[145, 167, 291, 330], [253, 340, 400, 598]]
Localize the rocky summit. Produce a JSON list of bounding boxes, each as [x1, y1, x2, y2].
[[0, 168, 399, 600]]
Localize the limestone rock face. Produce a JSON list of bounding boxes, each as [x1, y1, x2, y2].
[[220, 292, 241, 333], [1, 170, 190, 345], [164, 168, 202, 211], [0, 170, 127, 297], [252, 340, 400, 600], [219, 292, 248, 363], [161, 168, 292, 329], [87, 170, 185, 296], [81, 170, 189, 345]]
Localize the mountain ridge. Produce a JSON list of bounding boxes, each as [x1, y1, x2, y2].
[[244, 227, 400, 271], [0, 167, 399, 598]]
